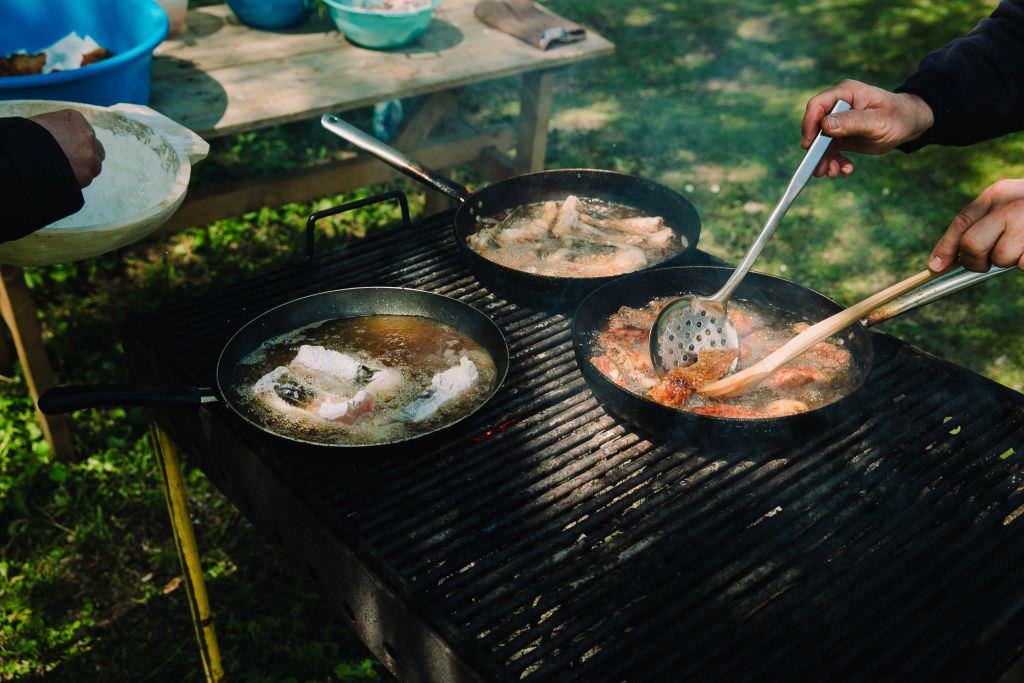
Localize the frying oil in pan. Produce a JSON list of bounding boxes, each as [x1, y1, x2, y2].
[[467, 196, 686, 278], [591, 298, 865, 418], [233, 315, 497, 445]]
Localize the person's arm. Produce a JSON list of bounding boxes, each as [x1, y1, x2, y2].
[[897, 0, 1024, 151], [0, 111, 104, 244]]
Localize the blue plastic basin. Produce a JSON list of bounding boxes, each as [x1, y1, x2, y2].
[[226, 0, 314, 31], [0, 0, 168, 106], [323, 0, 442, 49]]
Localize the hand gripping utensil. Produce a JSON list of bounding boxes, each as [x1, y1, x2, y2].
[[650, 99, 852, 375], [700, 263, 1015, 398]]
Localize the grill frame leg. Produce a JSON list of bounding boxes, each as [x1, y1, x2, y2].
[[150, 425, 225, 682]]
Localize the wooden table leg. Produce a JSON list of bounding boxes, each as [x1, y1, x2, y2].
[[0, 265, 75, 461], [150, 425, 225, 683], [516, 70, 556, 174]]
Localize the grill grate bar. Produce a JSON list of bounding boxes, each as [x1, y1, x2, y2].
[[453, 361, 941, 633], [589, 389, 1019, 683], [502, 368, 979, 675], [345, 366, 596, 535], [372, 398, 616, 558], [688, 423, 1024, 679], [781, 417, 1024, 681]]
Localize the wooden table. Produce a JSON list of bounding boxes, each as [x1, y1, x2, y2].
[[0, 1, 613, 460], [153, 0, 613, 228]]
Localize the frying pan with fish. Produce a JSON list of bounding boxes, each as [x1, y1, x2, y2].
[[572, 265, 1010, 447], [38, 287, 510, 450], [321, 114, 702, 310]]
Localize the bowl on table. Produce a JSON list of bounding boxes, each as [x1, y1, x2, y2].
[[226, 0, 315, 30], [0, 0, 168, 106], [322, 0, 443, 49]]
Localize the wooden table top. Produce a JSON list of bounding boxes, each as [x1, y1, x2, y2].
[[150, 1, 613, 139]]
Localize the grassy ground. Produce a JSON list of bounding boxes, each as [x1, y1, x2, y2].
[[2, 0, 1021, 679]]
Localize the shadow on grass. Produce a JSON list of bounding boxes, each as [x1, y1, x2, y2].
[[4, 1, 1023, 680]]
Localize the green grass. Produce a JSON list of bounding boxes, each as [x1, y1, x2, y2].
[[2, 0, 1021, 679]]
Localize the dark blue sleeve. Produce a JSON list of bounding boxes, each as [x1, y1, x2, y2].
[[0, 116, 84, 243], [896, 0, 1024, 151]]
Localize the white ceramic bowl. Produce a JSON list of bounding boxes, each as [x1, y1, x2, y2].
[[0, 100, 204, 267]]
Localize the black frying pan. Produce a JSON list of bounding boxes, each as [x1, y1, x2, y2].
[[572, 267, 876, 447], [39, 288, 510, 449], [321, 114, 701, 309]]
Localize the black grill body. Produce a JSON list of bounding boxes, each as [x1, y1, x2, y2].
[[129, 205, 1024, 683]]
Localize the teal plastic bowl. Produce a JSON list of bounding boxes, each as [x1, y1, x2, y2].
[[226, 0, 314, 30], [322, 0, 442, 49]]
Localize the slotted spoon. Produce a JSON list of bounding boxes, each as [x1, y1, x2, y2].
[[650, 99, 851, 375]]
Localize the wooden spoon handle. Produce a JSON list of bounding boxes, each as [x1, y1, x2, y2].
[[701, 269, 943, 398]]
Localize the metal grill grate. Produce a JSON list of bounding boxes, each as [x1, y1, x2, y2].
[[134, 208, 1024, 682]]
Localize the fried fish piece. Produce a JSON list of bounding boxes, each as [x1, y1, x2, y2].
[[0, 52, 45, 77], [676, 348, 739, 385], [81, 48, 112, 67]]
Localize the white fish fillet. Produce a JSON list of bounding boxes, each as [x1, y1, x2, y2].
[[574, 246, 648, 277], [401, 356, 480, 422], [496, 200, 558, 247], [572, 220, 644, 248], [252, 348, 403, 426], [363, 367, 403, 398], [644, 227, 675, 249], [318, 390, 375, 423], [292, 345, 363, 379], [252, 366, 288, 396], [578, 213, 664, 234], [552, 195, 582, 238]]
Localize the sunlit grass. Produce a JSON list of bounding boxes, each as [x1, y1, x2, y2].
[[2, 0, 1020, 679]]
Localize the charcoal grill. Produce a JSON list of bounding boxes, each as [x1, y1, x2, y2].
[[127, 192, 1024, 682]]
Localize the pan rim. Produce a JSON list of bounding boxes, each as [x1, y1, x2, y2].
[[572, 266, 875, 426], [215, 286, 511, 449], [454, 169, 702, 285]]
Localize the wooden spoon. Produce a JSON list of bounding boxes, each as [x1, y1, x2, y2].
[[699, 268, 944, 399]]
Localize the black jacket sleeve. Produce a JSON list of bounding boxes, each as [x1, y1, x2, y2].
[[0, 116, 84, 243], [896, 0, 1024, 152]]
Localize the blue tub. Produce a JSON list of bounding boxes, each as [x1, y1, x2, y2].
[[0, 0, 168, 106]]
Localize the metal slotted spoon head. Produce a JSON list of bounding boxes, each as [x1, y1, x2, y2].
[[650, 297, 739, 369], [650, 99, 852, 375]]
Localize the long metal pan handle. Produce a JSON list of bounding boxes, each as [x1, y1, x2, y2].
[[865, 264, 1015, 326], [38, 385, 217, 415], [321, 113, 471, 204], [710, 99, 852, 304]]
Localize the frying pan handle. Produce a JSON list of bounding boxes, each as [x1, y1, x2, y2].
[[321, 113, 471, 204], [38, 385, 215, 414], [864, 264, 1015, 326]]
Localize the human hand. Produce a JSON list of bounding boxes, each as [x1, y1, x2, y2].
[[930, 179, 1024, 273], [29, 109, 105, 188], [800, 79, 934, 179]]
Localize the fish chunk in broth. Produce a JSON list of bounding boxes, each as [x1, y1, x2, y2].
[[233, 315, 497, 445], [467, 195, 687, 278], [590, 298, 860, 419]]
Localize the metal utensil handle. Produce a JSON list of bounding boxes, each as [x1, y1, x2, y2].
[[709, 99, 852, 304], [865, 264, 1014, 326], [38, 385, 215, 414], [321, 113, 471, 203]]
